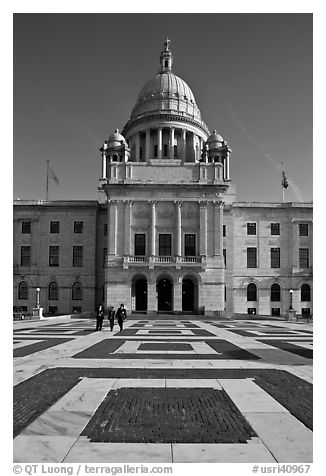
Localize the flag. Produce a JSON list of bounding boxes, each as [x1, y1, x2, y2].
[[282, 170, 289, 189], [48, 165, 60, 186]]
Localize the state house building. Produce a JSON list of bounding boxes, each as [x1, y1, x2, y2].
[[13, 41, 313, 318]]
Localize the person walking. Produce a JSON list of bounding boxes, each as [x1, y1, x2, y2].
[[95, 304, 105, 331], [116, 303, 127, 332], [108, 306, 115, 332]]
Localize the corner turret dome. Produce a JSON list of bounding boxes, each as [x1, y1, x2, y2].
[[207, 130, 224, 145], [107, 129, 127, 147]]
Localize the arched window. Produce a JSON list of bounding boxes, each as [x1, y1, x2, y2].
[[301, 284, 311, 302], [18, 281, 28, 300], [271, 283, 281, 302], [48, 282, 58, 300], [247, 283, 257, 301], [165, 60, 168, 68], [72, 282, 82, 300]]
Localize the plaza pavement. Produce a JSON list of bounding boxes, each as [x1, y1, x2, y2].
[[13, 315, 313, 463]]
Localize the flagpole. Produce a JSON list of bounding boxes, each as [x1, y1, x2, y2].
[[46, 160, 49, 201], [282, 161, 284, 203]]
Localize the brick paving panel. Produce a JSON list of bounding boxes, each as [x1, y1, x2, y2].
[[147, 330, 184, 334], [258, 339, 313, 359], [72, 338, 259, 360], [81, 387, 257, 443], [14, 368, 312, 436], [206, 340, 260, 360], [13, 328, 35, 334], [117, 329, 141, 336], [13, 368, 81, 437], [192, 329, 216, 336], [13, 338, 73, 357], [138, 343, 193, 352], [73, 339, 125, 359]]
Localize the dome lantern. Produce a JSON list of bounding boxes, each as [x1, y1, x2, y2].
[[159, 37, 173, 73]]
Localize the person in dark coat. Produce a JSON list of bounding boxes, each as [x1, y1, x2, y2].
[[116, 303, 127, 332], [108, 306, 115, 332], [95, 304, 105, 331]]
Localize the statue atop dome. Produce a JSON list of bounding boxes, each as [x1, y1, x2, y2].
[[164, 37, 171, 51]]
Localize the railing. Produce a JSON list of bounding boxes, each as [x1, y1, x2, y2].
[[124, 255, 202, 266]]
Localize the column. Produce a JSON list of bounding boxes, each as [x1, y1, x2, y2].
[[149, 201, 157, 256], [108, 200, 118, 255], [198, 137, 202, 162], [192, 133, 196, 162], [145, 129, 151, 162], [169, 127, 175, 159], [102, 151, 107, 178], [225, 148, 230, 179], [214, 200, 223, 256], [182, 129, 186, 162], [292, 221, 299, 268], [157, 128, 162, 159], [124, 200, 133, 255], [175, 201, 182, 257], [199, 201, 208, 256], [135, 133, 140, 162]]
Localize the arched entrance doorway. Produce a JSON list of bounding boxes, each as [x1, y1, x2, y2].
[[157, 278, 173, 312], [135, 278, 148, 312], [182, 278, 195, 312]]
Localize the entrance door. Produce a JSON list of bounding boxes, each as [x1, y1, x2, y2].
[[157, 278, 173, 312], [135, 279, 147, 311], [182, 279, 194, 312]]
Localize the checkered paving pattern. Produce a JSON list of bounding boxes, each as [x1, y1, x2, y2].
[[13, 317, 313, 463]]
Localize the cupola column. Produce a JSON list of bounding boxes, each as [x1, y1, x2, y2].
[[182, 129, 187, 162], [124, 200, 133, 256], [145, 129, 151, 162], [225, 147, 231, 179], [169, 127, 175, 159], [157, 128, 162, 160], [135, 133, 140, 162], [192, 133, 197, 162], [101, 149, 107, 179]]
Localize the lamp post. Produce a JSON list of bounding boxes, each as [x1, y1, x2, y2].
[[36, 287, 40, 309], [289, 289, 293, 310]]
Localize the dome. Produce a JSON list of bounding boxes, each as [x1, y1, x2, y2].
[[107, 129, 126, 147], [207, 130, 224, 145]]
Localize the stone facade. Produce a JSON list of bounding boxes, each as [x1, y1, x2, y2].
[[13, 41, 313, 317]]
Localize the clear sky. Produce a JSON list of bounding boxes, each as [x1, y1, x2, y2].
[[13, 13, 312, 202]]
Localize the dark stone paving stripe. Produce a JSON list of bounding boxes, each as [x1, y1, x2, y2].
[[13, 338, 73, 358], [258, 340, 313, 359], [81, 387, 257, 443], [13, 368, 312, 437]]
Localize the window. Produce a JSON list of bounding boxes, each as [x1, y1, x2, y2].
[[159, 234, 171, 256], [50, 221, 60, 233], [135, 234, 146, 255], [163, 144, 168, 157], [73, 246, 83, 267], [247, 247, 257, 268], [74, 221, 83, 233], [302, 308, 311, 317], [48, 306, 58, 315], [271, 308, 281, 316], [299, 248, 309, 268], [247, 283, 257, 301], [103, 248, 107, 267], [301, 284, 311, 302], [247, 308, 256, 315], [72, 282, 82, 300], [48, 282, 58, 300], [49, 246, 59, 267], [223, 249, 226, 267], [104, 224, 108, 236], [271, 283, 281, 302], [139, 146, 143, 160], [154, 145, 158, 158], [271, 248, 280, 268], [18, 281, 28, 300], [271, 223, 280, 235], [247, 223, 256, 235], [164, 60, 168, 68], [21, 246, 31, 266], [223, 225, 226, 237], [299, 223, 309, 236], [72, 306, 82, 313], [22, 221, 31, 234], [184, 234, 196, 256]]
